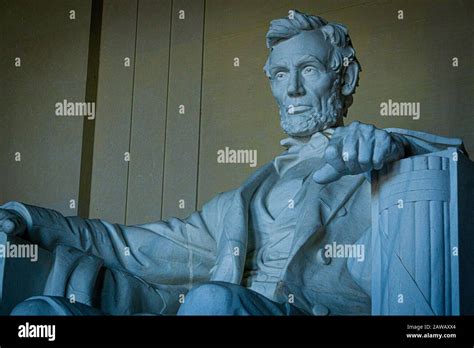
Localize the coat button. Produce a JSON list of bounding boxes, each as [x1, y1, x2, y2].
[[316, 248, 331, 265], [312, 303, 329, 316]]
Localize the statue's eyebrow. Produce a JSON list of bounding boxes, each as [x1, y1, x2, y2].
[[295, 54, 326, 69], [269, 55, 326, 74], [268, 59, 290, 73]]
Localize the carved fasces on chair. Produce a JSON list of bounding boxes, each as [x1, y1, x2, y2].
[[372, 149, 474, 315]]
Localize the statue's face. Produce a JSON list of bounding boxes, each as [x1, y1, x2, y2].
[[267, 30, 343, 137]]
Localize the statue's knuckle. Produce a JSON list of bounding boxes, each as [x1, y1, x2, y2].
[[373, 155, 384, 168], [325, 145, 338, 159], [347, 149, 357, 160], [359, 156, 371, 166]]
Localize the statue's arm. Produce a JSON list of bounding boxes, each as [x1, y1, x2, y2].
[[0, 192, 230, 284], [313, 122, 466, 185]]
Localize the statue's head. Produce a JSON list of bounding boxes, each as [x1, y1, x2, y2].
[[264, 10, 361, 137]]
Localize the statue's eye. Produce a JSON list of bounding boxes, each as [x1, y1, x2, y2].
[[275, 72, 287, 80], [303, 66, 316, 75]]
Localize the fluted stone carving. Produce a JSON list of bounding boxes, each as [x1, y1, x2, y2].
[[372, 149, 474, 315]]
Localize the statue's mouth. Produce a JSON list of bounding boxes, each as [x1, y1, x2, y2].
[[287, 105, 312, 114]]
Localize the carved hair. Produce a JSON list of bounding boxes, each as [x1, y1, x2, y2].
[[264, 10, 361, 116]]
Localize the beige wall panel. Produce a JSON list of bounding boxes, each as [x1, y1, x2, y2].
[[161, 0, 205, 220], [125, 0, 172, 224], [89, 0, 137, 223], [0, 0, 92, 216]]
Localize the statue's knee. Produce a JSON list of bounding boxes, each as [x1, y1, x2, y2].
[[178, 282, 236, 315], [11, 296, 70, 316], [188, 282, 233, 304]]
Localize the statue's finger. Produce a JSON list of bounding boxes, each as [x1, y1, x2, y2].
[[342, 134, 361, 174], [358, 137, 374, 172], [324, 143, 345, 172], [372, 141, 387, 170], [312, 164, 344, 184]]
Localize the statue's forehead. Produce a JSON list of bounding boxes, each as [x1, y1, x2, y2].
[[268, 30, 331, 67]]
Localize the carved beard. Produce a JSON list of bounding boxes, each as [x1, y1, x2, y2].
[[279, 79, 345, 137]]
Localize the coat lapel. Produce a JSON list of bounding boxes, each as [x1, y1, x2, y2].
[[288, 174, 366, 263], [210, 162, 275, 283]]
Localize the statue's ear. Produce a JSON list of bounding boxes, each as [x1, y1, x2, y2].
[[341, 61, 359, 96]]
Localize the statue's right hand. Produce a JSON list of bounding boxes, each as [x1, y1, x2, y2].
[[0, 208, 27, 236]]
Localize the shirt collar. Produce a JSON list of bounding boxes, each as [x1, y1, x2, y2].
[[280, 128, 334, 153], [274, 128, 335, 176]]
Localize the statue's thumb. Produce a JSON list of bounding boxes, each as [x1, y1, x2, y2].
[[312, 164, 343, 184]]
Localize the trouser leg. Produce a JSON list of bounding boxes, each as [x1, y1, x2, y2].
[[10, 295, 105, 316], [177, 281, 308, 316]]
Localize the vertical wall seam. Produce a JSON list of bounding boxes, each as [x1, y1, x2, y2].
[[159, 0, 174, 219], [78, 0, 104, 218], [124, 0, 140, 224], [195, 0, 206, 211]]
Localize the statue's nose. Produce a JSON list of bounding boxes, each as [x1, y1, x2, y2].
[[287, 73, 305, 97]]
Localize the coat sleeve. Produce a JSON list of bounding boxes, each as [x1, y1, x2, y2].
[[1, 191, 233, 286], [386, 128, 466, 157]]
